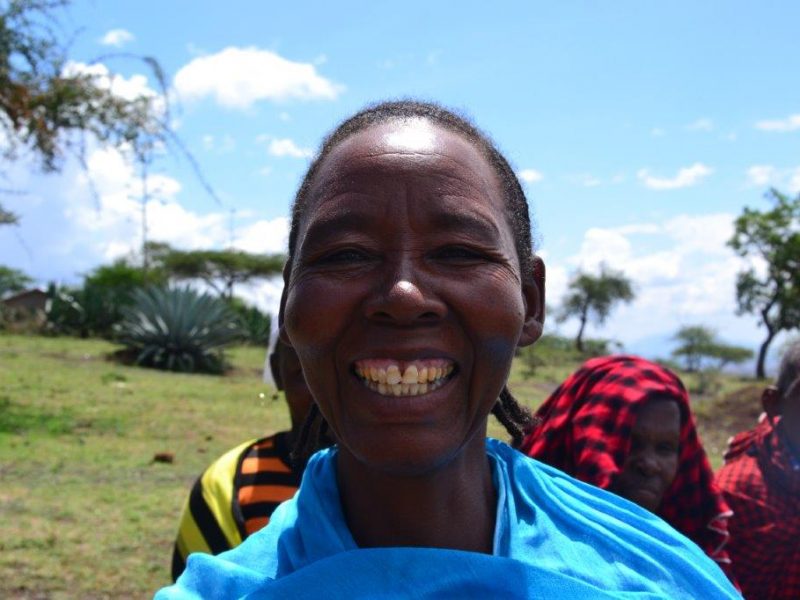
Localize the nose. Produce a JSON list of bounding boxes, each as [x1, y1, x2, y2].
[[633, 451, 660, 477], [364, 259, 446, 326]]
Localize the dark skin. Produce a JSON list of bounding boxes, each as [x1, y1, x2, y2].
[[269, 341, 314, 443], [762, 370, 800, 450], [280, 118, 544, 553], [611, 399, 681, 513]]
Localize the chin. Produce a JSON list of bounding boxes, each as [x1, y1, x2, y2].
[[341, 428, 476, 478]]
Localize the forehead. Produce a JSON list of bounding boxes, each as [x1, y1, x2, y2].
[[634, 399, 681, 432], [303, 118, 504, 220]]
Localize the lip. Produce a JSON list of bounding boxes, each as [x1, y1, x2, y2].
[[345, 360, 461, 423], [349, 347, 458, 364], [629, 487, 662, 500]]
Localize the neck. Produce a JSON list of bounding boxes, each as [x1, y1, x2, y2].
[[336, 435, 497, 554]]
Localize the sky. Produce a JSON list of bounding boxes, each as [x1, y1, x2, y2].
[[2, 1, 799, 370]]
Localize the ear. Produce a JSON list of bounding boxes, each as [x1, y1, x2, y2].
[[518, 256, 545, 347], [761, 386, 782, 423]]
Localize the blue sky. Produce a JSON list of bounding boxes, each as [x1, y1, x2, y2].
[[2, 1, 799, 367]]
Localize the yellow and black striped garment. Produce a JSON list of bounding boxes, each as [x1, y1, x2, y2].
[[171, 432, 300, 581]]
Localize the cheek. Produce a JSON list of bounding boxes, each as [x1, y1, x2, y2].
[[662, 455, 680, 484], [285, 277, 351, 357]]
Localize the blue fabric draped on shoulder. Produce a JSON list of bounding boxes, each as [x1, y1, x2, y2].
[[156, 439, 740, 599]]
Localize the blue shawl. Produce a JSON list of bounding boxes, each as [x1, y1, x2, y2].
[[157, 439, 740, 599]]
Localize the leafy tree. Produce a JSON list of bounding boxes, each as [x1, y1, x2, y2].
[[0, 265, 33, 297], [706, 343, 753, 370], [728, 189, 800, 378], [671, 326, 716, 372], [0, 1, 218, 227], [558, 266, 635, 352], [161, 248, 285, 300], [671, 325, 753, 372]]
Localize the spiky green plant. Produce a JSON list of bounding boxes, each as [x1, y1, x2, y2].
[[115, 286, 241, 374]]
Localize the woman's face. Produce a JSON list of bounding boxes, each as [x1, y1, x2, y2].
[[282, 118, 543, 474], [612, 399, 681, 512]]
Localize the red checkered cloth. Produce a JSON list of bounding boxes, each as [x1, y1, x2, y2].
[[716, 418, 800, 599], [521, 355, 733, 571]]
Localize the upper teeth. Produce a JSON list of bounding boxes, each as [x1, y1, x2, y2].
[[354, 361, 454, 397]]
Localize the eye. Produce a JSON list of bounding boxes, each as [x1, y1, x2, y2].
[[432, 245, 490, 263], [656, 442, 678, 455], [320, 248, 372, 263]]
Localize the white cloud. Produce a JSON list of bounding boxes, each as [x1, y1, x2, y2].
[[173, 47, 343, 109], [0, 142, 288, 291], [746, 165, 777, 187], [63, 61, 159, 102], [637, 162, 712, 190], [544, 213, 761, 350], [99, 29, 134, 48], [746, 164, 800, 193], [518, 169, 543, 184], [650, 127, 665, 137], [267, 138, 312, 159], [755, 113, 800, 132], [686, 118, 714, 132]]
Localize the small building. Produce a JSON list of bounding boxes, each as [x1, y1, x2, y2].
[[1, 288, 47, 313]]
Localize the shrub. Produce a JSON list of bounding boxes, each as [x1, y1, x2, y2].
[[45, 261, 164, 338], [228, 298, 271, 345], [115, 286, 241, 374]]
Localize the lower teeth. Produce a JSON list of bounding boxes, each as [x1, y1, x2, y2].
[[366, 378, 447, 396]]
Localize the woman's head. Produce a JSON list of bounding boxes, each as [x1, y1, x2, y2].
[[279, 100, 544, 474]]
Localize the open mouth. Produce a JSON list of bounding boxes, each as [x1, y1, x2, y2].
[[353, 359, 456, 397]]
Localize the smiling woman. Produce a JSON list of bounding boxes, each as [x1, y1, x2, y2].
[[156, 102, 740, 599]]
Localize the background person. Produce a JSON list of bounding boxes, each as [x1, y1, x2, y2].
[[170, 338, 311, 580], [158, 101, 739, 599], [522, 354, 734, 574], [716, 341, 800, 599]]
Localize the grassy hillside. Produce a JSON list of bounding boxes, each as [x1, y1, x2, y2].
[[0, 334, 763, 598]]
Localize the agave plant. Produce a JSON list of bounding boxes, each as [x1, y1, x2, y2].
[[115, 286, 241, 374]]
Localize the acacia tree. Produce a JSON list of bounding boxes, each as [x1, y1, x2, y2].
[[728, 189, 800, 378], [671, 325, 753, 372], [558, 266, 635, 352], [160, 247, 285, 300]]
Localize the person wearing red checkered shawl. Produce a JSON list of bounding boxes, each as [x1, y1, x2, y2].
[[716, 341, 800, 600], [520, 355, 735, 580]]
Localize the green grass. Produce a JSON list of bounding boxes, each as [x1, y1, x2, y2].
[[0, 333, 762, 598], [0, 334, 289, 598]]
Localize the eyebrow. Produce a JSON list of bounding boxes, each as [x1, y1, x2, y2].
[[427, 209, 502, 240], [300, 211, 376, 248]]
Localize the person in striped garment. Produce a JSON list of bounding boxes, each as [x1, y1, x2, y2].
[[170, 337, 312, 581]]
